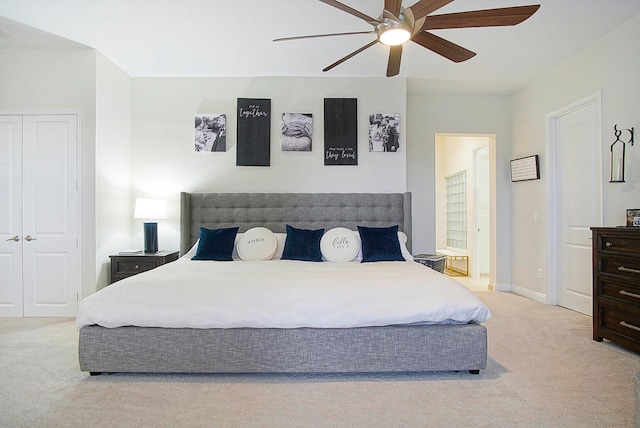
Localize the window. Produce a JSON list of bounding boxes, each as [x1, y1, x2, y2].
[[446, 171, 467, 250]]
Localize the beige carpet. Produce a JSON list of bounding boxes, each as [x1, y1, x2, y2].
[[1, 290, 639, 427]]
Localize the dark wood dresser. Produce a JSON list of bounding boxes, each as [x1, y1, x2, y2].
[[592, 227, 640, 353]]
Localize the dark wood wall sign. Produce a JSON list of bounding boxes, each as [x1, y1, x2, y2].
[[237, 98, 271, 166], [324, 98, 358, 166]]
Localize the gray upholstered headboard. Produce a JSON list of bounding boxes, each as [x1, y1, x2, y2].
[[180, 192, 412, 255]]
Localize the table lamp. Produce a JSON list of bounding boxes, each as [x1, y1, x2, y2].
[[134, 198, 166, 254]]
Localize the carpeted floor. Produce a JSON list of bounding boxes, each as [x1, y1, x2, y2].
[[1, 290, 639, 427]]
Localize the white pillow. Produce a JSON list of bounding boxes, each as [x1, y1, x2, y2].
[[184, 239, 199, 258], [320, 227, 361, 263], [397, 231, 414, 261], [271, 233, 287, 260], [236, 227, 277, 261]]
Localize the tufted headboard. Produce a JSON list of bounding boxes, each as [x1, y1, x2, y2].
[[180, 192, 412, 255]]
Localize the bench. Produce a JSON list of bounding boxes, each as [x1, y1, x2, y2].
[[435, 249, 469, 277]]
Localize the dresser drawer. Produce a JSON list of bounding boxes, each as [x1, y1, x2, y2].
[[600, 305, 640, 342], [114, 259, 158, 274], [600, 256, 640, 280], [597, 233, 640, 256], [598, 278, 640, 306], [109, 251, 179, 284]]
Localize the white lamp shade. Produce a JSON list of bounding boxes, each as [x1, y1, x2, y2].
[[134, 198, 166, 219]]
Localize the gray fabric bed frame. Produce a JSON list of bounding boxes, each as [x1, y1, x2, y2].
[[79, 192, 487, 375]]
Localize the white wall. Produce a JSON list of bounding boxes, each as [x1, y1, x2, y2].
[[95, 52, 133, 290], [130, 77, 408, 253], [510, 14, 640, 298], [0, 48, 98, 299]]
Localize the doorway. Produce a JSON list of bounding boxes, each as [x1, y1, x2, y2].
[[435, 134, 495, 286]]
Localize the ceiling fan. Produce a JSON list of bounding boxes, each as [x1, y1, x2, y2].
[[274, 0, 541, 77]]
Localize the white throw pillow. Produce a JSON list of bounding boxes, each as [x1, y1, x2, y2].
[[271, 233, 287, 260], [320, 227, 361, 263], [236, 227, 277, 261]]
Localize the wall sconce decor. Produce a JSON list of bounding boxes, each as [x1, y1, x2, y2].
[[610, 124, 635, 183], [134, 198, 167, 254]]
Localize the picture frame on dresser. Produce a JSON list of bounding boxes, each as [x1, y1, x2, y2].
[[627, 209, 640, 227]]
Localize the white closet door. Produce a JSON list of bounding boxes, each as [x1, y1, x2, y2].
[[556, 100, 601, 315], [22, 115, 79, 317], [0, 116, 24, 316]]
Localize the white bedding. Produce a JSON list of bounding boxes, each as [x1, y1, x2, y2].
[[76, 258, 491, 329]]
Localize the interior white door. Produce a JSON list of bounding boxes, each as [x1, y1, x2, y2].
[[556, 100, 601, 315], [22, 115, 79, 316], [0, 114, 79, 317], [0, 116, 24, 316]]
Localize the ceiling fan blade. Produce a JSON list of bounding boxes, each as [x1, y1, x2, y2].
[[408, 0, 454, 21], [386, 45, 403, 77], [385, 0, 403, 17], [411, 31, 476, 62], [323, 40, 379, 72], [420, 5, 541, 30], [274, 30, 376, 42], [319, 0, 379, 25]]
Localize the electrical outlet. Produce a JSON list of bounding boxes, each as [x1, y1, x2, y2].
[[538, 268, 543, 279]]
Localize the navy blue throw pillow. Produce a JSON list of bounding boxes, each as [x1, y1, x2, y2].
[[191, 227, 239, 261], [281, 225, 324, 262], [357, 225, 405, 262]]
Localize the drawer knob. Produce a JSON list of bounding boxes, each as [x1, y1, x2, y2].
[[605, 242, 613, 247], [135, 264, 140, 269]]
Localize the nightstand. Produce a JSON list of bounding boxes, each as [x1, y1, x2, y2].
[[109, 250, 179, 284]]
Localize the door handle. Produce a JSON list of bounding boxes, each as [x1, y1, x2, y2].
[[24, 235, 36, 241], [6, 235, 20, 242]]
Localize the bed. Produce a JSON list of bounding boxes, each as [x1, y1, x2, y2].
[[78, 192, 490, 375]]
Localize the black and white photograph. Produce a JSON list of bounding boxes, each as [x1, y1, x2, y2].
[[194, 114, 226, 152], [281, 113, 312, 151], [369, 113, 400, 152]]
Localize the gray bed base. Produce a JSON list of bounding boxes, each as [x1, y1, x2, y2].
[[79, 192, 487, 375]]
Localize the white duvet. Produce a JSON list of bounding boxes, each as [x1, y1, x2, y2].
[[76, 258, 491, 329]]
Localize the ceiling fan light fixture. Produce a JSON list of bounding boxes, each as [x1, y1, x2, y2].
[[379, 26, 411, 46]]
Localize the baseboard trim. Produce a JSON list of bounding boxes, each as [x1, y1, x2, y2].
[[491, 283, 512, 292], [511, 284, 548, 305]]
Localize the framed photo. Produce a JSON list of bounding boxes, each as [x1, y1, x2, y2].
[[627, 209, 640, 227], [282, 113, 312, 151], [368, 113, 400, 152], [510, 155, 540, 182], [194, 114, 226, 152]]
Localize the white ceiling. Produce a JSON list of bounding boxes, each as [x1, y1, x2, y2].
[[1, 0, 640, 94]]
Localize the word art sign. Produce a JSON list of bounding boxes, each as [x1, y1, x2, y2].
[[237, 98, 271, 166]]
